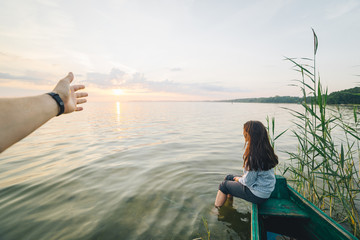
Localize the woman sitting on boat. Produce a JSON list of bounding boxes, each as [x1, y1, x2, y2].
[[215, 120, 278, 207]]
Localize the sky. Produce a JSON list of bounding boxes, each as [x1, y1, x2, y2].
[[0, 0, 359, 101]]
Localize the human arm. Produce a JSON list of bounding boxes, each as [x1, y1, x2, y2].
[[234, 171, 258, 186], [0, 72, 87, 153], [233, 176, 241, 182]]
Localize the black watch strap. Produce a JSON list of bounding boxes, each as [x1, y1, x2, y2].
[[47, 92, 65, 116]]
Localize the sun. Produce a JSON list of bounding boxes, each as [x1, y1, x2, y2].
[[112, 88, 124, 96]]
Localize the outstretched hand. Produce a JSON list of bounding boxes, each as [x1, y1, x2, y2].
[[52, 72, 88, 114], [0, 72, 88, 153]]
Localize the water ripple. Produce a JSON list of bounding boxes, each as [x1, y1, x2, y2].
[[0, 102, 328, 239]]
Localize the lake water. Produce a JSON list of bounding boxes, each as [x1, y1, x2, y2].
[[0, 102, 356, 239]]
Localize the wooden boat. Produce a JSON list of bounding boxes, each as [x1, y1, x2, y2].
[[251, 175, 358, 240]]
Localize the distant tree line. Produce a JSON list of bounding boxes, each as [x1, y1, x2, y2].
[[220, 87, 360, 104], [326, 87, 360, 104], [221, 96, 302, 103]]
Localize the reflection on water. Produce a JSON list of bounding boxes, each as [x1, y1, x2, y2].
[[116, 101, 121, 123], [0, 102, 341, 239], [217, 203, 251, 239]]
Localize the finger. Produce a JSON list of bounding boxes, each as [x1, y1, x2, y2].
[[62, 72, 74, 84], [76, 92, 88, 98], [75, 106, 83, 111], [77, 98, 87, 104], [71, 84, 86, 92]]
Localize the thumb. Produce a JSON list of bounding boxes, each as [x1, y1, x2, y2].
[[63, 72, 74, 84]]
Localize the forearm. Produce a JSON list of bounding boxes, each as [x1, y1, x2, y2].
[[239, 171, 257, 186], [0, 94, 58, 152]]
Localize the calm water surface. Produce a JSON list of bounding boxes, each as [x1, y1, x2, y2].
[[0, 102, 354, 239]]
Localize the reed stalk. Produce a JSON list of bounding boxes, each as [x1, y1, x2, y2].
[[284, 29, 360, 237], [194, 217, 211, 240]]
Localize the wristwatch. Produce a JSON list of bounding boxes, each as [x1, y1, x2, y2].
[[47, 92, 65, 116]]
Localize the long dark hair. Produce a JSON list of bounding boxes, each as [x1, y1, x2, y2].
[[243, 120, 278, 171]]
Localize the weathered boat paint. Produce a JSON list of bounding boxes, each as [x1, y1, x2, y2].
[[251, 175, 357, 240]]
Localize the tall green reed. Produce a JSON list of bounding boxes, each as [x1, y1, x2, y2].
[[193, 217, 211, 240], [284, 29, 360, 237], [266, 116, 287, 151]]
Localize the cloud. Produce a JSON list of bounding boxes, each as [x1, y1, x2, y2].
[[0, 52, 65, 85], [170, 67, 182, 72], [86, 68, 246, 95], [0, 72, 39, 82], [87, 68, 127, 86]]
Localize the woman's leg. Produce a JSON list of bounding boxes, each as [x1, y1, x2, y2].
[[217, 178, 267, 205], [224, 194, 234, 207], [215, 190, 227, 207], [223, 181, 267, 204], [215, 174, 238, 207]]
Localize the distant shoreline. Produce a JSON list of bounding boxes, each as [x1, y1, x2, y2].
[[216, 96, 302, 104], [216, 86, 360, 105]]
